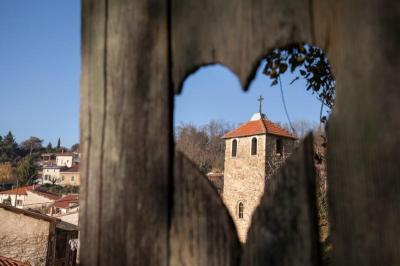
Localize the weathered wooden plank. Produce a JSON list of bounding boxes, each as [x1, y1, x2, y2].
[[313, 1, 400, 265], [80, 0, 170, 265], [79, 0, 107, 264], [171, 0, 313, 93], [170, 152, 241, 266], [241, 134, 321, 266]]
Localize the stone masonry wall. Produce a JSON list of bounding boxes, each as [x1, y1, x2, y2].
[[223, 134, 296, 242], [265, 135, 297, 179], [0, 208, 50, 266], [223, 135, 267, 242]]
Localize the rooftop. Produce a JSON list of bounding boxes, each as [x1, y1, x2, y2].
[[0, 185, 36, 196], [222, 114, 297, 139], [30, 190, 61, 201], [60, 164, 80, 173], [54, 194, 79, 209], [0, 185, 61, 201]]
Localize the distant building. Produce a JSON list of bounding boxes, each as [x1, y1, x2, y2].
[[56, 152, 75, 168], [53, 194, 79, 226], [0, 185, 60, 213], [0, 204, 78, 266], [58, 164, 80, 186], [39, 153, 56, 167], [39, 152, 80, 186], [222, 109, 297, 242], [53, 194, 79, 215], [42, 164, 61, 184]]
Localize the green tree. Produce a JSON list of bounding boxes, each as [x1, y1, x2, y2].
[[57, 138, 61, 150], [263, 44, 335, 113], [15, 156, 36, 185], [20, 136, 43, 157], [70, 143, 80, 152], [46, 142, 53, 152], [0, 131, 19, 163]]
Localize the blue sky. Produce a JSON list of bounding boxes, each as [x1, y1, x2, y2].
[[175, 64, 326, 128], [0, 1, 80, 147], [0, 1, 326, 147]]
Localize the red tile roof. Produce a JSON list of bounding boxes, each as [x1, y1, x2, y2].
[[54, 194, 79, 209], [222, 118, 297, 139], [0, 185, 36, 196], [0, 185, 60, 201], [0, 256, 29, 266], [60, 164, 79, 173], [30, 190, 61, 201]]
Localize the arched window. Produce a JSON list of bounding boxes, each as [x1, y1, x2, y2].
[[276, 138, 283, 155], [251, 137, 257, 155], [232, 139, 237, 157], [238, 202, 244, 219]]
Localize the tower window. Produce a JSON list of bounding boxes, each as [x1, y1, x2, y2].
[[251, 137, 257, 155], [276, 139, 283, 155], [238, 202, 244, 219], [232, 139, 237, 157]]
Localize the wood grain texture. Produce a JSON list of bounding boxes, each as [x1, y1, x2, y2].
[[80, 0, 171, 265], [241, 134, 321, 266], [313, 1, 400, 265], [171, 0, 313, 93], [170, 152, 241, 266]]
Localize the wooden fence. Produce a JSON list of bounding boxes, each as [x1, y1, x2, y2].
[[79, 0, 400, 265]]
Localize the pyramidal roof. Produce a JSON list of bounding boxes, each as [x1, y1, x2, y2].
[[222, 113, 297, 139]]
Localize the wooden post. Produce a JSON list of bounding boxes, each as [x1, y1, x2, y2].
[[242, 135, 321, 266], [80, 0, 171, 265], [313, 1, 400, 265], [170, 152, 241, 266]]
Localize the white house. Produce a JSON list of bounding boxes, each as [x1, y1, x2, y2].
[[56, 153, 75, 168], [0, 185, 33, 208], [24, 190, 60, 212], [0, 185, 60, 212], [52, 194, 79, 225], [53, 194, 79, 214], [42, 165, 61, 184]]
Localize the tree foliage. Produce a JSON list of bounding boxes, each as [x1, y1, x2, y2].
[[57, 138, 61, 150], [46, 142, 54, 152], [70, 143, 80, 152], [279, 120, 319, 139], [0, 131, 19, 163], [36, 183, 79, 195], [175, 120, 233, 174], [263, 44, 335, 110], [20, 136, 43, 156], [15, 156, 36, 184]]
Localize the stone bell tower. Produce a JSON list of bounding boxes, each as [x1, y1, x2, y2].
[[222, 96, 297, 242]]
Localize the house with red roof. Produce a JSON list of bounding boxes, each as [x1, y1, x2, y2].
[[58, 163, 80, 186], [40, 162, 80, 186], [0, 185, 60, 212], [221, 101, 298, 242], [53, 194, 79, 214], [52, 194, 80, 225]]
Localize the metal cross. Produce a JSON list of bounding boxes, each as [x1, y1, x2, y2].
[[257, 95, 264, 114]]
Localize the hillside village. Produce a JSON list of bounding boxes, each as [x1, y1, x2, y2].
[[0, 149, 80, 220], [0, 102, 328, 265], [0, 136, 81, 265]]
